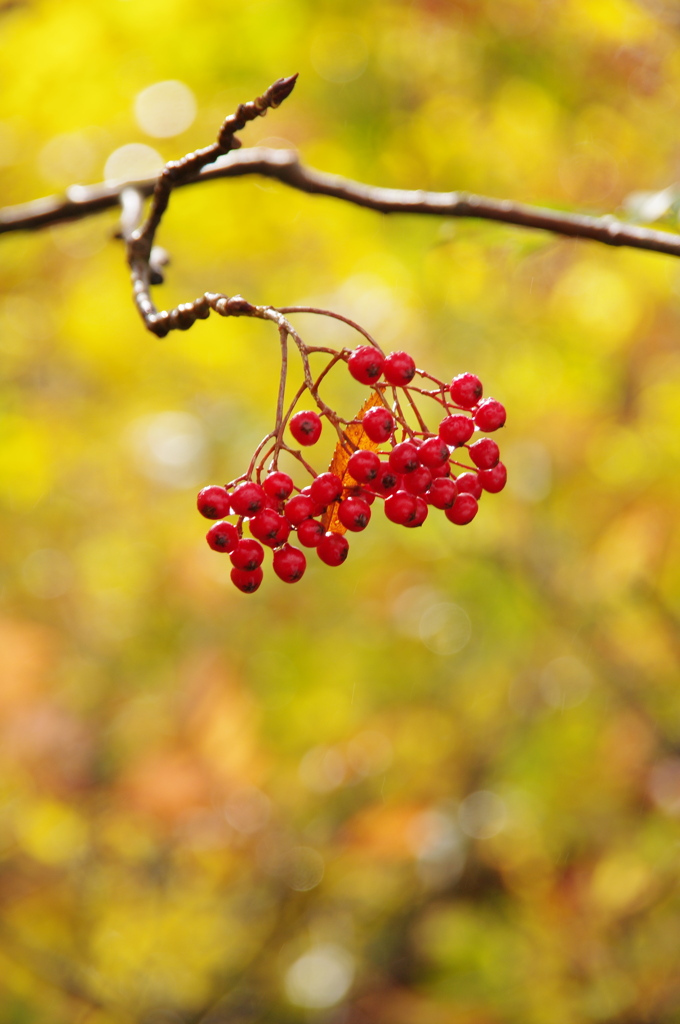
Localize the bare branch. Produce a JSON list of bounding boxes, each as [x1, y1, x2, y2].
[[4, 146, 680, 259]]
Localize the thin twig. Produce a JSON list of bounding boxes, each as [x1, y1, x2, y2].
[[277, 306, 382, 351], [125, 76, 298, 336], [270, 325, 289, 470]]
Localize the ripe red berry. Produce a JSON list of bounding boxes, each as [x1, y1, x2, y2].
[[478, 462, 507, 493], [347, 345, 384, 385], [206, 520, 239, 552], [450, 372, 483, 409], [372, 462, 400, 496], [230, 538, 265, 571], [362, 406, 395, 443], [418, 436, 450, 469], [273, 544, 307, 583], [344, 485, 375, 505], [317, 532, 350, 566], [231, 566, 264, 593], [389, 441, 419, 474], [474, 398, 506, 432], [197, 485, 231, 519], [403, 495, 428, 528], [427, 477, 458, 509], [230, 481, 266, 517], [290, 410, 322, 446], [439, 414, 474, 447], [338, 496, 371, 532], [468, 438, 500, 469], [249, 509, 291, 547], [296, 518, 325, 547], [348, 449, 380, 484], [455, 472, 483, 500], [403, 465, 432, 495], [284, 494, 317, 526], [383, 350, 416, 386], [299, 486, 326, 516], [445, 493, 479, 525], [384, 490, 418, 526], [430, 460, 451, 478], [309, 472, 342, 506], [263, 471, 294, 501]]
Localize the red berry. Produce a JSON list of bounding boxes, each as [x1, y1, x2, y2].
[[468, 438, 500, 469], [231, 566, 264, 593], [427, 478, 458, 509], [273, 544, 306, 583], [299, 486, 326, 516], [403, 465, 432, 495], [347, 345, 384, 385], [478, 462, 507, 493], [284, 494, 317, 526], [445, 493, 479, 525], [403, 495, 428, 528], [430, 460, 451, 478], [372, 463, 400, 496], [317, 532, 349, 566], [310, 472, 343, 506], [263, 471, 294, 501], [348, 449, 380, 484], [296, 518, 325, 547], [455, 472, 483, 500], [230, 539, 265, 571], [249, 509, 291, 547], [474, 398, 506, 432], [345, 485, 375, 505], [450, 372, 483, 409], [206, 520, 239, 552], [439, 415, 474, 447], [383, 350, 416, 386], [290, 410, 322, 446], [418, 437, 450, 469], [384, 490, 418, 525], [230, 481, 266, 516], [389, 441, 419, 474], [362, 406, 395, 443], [197, 485, 231, 520], [338, 496, 371, 532]]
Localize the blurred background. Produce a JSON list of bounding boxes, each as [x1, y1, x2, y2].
[[2, 0, 680, 1021]]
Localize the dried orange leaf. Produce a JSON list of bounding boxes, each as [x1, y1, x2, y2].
[[321, 392, 384, 534]]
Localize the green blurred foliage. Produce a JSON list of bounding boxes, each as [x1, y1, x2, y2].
[[2, 0, 680, 1021]]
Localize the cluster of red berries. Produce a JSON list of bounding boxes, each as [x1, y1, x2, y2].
[[197, 349, 506, 593]]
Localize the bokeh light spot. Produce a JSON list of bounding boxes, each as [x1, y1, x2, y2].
[[285, 944, 354, 1008], [126, 411, 206, 488], [282, 846, 325, 892], [134, 80, 197, 138], [224, 786, 271, 834], [104, 143, 164, 183], [419, 602, 471, 655], [458, 791, 507, 839]]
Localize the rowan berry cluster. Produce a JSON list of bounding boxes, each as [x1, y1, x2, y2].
[[196, 329, 506, 593]]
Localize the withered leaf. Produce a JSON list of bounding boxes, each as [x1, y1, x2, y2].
[[321, 392, 384, 534]]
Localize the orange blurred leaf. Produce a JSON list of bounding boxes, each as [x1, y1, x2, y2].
[[321, 392, 384, 534]]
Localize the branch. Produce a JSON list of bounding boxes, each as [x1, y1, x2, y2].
[[4, 146, 680, 258]]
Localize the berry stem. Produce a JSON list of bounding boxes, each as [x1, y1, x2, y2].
[[276, 306, 384, 353], [270, 325, 290, 470], [403, 386, 430, 435]]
